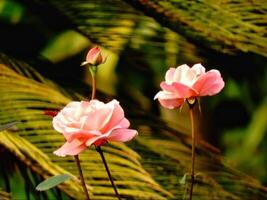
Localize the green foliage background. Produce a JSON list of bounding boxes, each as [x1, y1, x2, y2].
[[0, 0, 266, 199]]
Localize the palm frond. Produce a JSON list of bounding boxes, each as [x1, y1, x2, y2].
[[0, 188, 11, 200], [137, 138, 267, 199], [18, 0, 204, 65], [126, 110, 267, 200], [124, 0, 267, 57], [18, 0, 267, 59], [0, 53, 170, 200]]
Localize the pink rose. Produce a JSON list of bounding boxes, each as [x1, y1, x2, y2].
[[81, 46, 105, 66], [53, 99, 138, 157], [154, 64, 224, 109]]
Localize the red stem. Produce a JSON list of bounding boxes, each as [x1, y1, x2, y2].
[[96, 146, 121, 200], [74, 155, 90, 200]]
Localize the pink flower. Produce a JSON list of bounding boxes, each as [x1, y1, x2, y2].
[[81, 46, 105, 66], [53, 99, 138, 157], [154, 64, 224, 109]]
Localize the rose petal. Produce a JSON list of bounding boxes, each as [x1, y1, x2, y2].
[[63, 127, 81, 134], [165, 68, 176, 84], [101, 100, 126, 132], [158, 98, 185, 109], [86, 126, 136, 146], [82, 104, 113, 131], [160, 82, 197, 98], [53, 113, 69, 133], [154, 90, 180, 100], [86, 135, 104, 146], [53, 139, 87, 157], [117, 118, 130, 129], [65, 130, 101, 142], [199, 80, 224, 96], [184, 68, 196, 85], [87, 100, 105, 110], [52, 118, 64, 133], [73, 101, 88, 120], [107, 129, 138, 142], [192, 70, 224, 96], [173, 64, 190, 83], [86, 46, 102, 65], [191, 63, 206, 76]]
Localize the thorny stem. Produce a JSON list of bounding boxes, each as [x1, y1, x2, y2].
[[188, 102, 196, 200], [96, 146, 121, 200], [74, 155, 90, 200]]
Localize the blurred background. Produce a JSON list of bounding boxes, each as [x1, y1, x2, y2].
[[0, 0, 266, 199]]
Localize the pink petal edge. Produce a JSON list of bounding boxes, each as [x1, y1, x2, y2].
[[53, 139, 87, 157], [160, 82, 197, 98], [158, 98, 185, 109], [107, 128, 138, 142], [192, 70, 224, 96]]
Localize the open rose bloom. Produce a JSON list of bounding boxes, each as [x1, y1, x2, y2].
[[53, 99, 138, 156], [154, 64, 224, 109]]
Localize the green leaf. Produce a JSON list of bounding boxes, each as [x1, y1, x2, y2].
[[36, 174, 72, 191], [124, 0, 267, 57], [19, 0, 267, 60], [179, 173, 188, 185], [0, 121, 20, 131]]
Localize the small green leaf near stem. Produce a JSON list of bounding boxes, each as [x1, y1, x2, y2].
[[36, 174, 72, 191]]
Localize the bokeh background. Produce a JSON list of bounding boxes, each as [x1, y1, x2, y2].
[[0, 0, 267, 199]]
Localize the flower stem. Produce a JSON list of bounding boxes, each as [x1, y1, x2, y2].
[[74, 155, 90, 200], [189, 107, 196, 200], [96, 146, 121, 200], [89, 66, 97, 99], [91, 73, 96, 99]]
